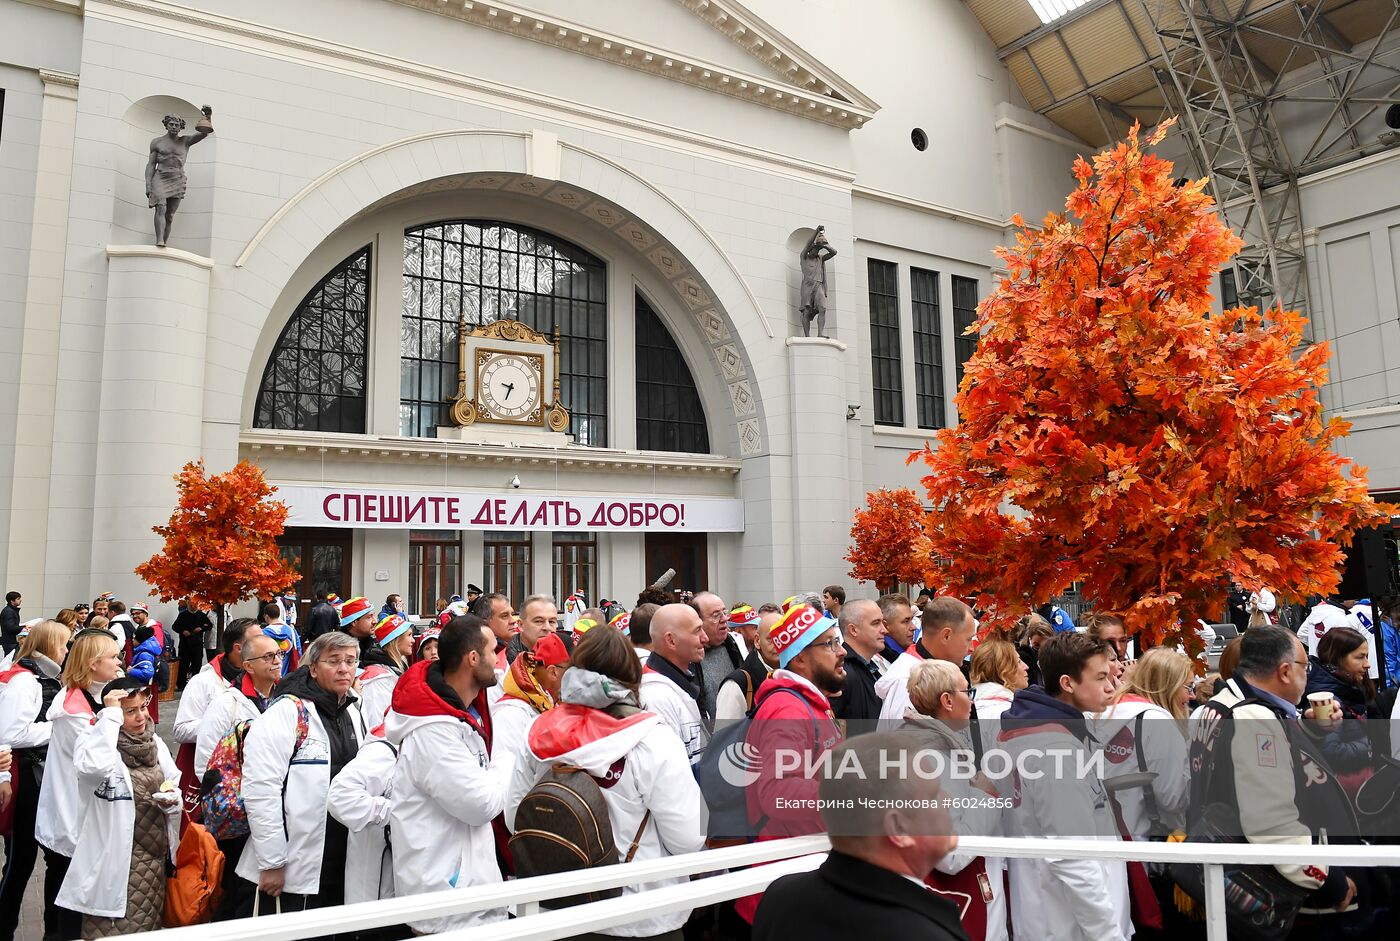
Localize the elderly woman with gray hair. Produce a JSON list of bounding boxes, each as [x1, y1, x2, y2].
[[236, 631, 367, 915], [903, 658, 1009, 941]]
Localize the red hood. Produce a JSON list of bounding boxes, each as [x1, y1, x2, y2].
[[754, 672, 834, 716], [388, 659, 492, 749], [527, 703, 656, 762]]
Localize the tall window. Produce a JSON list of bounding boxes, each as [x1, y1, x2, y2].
[[401, 221, 608, 444], [484, 531, 532, 607], [911, 267, 944, 430], [635, 293, 710, 453], [952, 275, 979, 390], [868, 259, 903, 426], [254, 248, 370, 433], [553, 532, 597, 605], [408, 530, 460, 617]]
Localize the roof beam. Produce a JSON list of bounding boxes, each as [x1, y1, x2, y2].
[[997, 0, 1120, 59]]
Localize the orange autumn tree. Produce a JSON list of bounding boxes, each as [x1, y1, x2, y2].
[[846, 487, 931, 593], [136, 459, 299, 640], [904, 120, 1390, 649]]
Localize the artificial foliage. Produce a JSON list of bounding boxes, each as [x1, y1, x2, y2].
[[858, 121, 1391, 648], [136, 460, 299, 635]]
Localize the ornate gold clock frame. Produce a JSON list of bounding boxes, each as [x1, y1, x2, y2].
[[448, 316, 570, 434]]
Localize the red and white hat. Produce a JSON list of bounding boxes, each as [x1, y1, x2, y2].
[[339, 596, 373, 627], [729, 605, 760, 628], [608, 611, 631, 632], [771, 603, 838, 669], [414, 627, 441, 657], [373, 614, 410, 647]]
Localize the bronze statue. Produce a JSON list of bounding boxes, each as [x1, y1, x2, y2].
[[145, 106, 213, 247], [799, 225, 837, 337]]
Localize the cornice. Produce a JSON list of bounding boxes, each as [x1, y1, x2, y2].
[[241, 428, 744, 476], [16, 0, 83, 13], [382, 0, 875, 129]]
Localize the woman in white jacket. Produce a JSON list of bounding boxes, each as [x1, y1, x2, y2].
[[36, 626, 124, 940], [507, 627, 706, 940], [57, 678, 181, 937], [236, 631, 366, 915], [969, 638, 1028, 754], [357, 614, 414, 726], [326, 726, 398, 907]]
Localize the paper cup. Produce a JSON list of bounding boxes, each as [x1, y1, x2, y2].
[[1307, 691, 1336, 721]]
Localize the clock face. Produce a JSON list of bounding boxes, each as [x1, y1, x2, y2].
[[477, 351, 543, 422]]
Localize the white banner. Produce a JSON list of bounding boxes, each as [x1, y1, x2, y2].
[[276, 485, 744, 533]]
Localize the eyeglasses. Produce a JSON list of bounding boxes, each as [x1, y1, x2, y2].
[[319, 657, 359, 669], [1292, 659, 1312, 674], [244, 651, 286, 664], [809, 637, 844, 653]]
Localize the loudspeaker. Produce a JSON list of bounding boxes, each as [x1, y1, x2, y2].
[[1341, 525, 1396, 600]]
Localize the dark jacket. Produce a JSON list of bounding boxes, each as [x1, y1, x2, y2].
[[832, 643, 883, 727], [1303, 658, 1376, 774], [303, 601, 340, 643], [754, 850, 970, 941], [171, 608, 212, 640], [719, 648, 771, 716], [0, 603, 21, 653], [1016, 643, 1043, 689]]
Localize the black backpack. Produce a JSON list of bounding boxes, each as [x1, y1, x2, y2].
[[509, 762, 650, 908]]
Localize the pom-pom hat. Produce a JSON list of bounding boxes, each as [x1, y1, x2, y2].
[[772, 603, 838, 670]]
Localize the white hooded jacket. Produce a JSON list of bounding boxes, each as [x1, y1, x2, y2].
[[1091, 697, 1190, 840], [36, 685, 101, 856], [384, 660, 513, 934], [638, 663, 708, 764], [173, 655, 235, 745], [327, 732, 398, 905], [875, 647, 923, 723], [55, 708, 180, 917], [506, 693, 706, 937]]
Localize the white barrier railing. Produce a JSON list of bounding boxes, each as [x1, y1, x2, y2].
[[126, 835, 1400, 941]]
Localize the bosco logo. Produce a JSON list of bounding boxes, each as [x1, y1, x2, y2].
[[773, 605, 821, 648]]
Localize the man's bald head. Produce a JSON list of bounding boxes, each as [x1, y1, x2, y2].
[[650, 602, 704, 667]]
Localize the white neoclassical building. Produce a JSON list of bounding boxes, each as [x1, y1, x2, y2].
[[2, 0, 1397, 620]]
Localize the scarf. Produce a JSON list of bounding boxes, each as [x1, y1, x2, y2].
[[501, 651, 554, 714], [117, 722, 163, 799]]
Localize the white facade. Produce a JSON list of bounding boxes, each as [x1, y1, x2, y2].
[[2, 0, 1395, 620]]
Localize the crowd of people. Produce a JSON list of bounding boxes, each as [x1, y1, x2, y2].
[[0, 584, 1397, 941]]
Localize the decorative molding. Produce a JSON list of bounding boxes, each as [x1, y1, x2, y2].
[[1336, 403, 1400, 421], [16, 0, 82, 13], [38, 70, 80, 100], [106, 244, 216, 269], [240, 428, 744, 476], [86, 0, 857, 193], [993, 117, 1087, 151], [852, 185, 1010, 232], [674, 0, 880, 113], [383, 0, 876, 128], [784, 336, 848, 352]]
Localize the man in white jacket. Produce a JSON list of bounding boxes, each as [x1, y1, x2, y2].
[[997, 631, 1131, 941], [877, 597, 975, 723], [385, 615, 514, 933], [172, 618, 261, 749], [639, 603, 708, 764]]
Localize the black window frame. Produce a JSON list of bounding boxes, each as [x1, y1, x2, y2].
[[635, 292, 710, 454], [867, 259, 903, 426], [910, 266, 945, 430], [952, 275, 979, 393]]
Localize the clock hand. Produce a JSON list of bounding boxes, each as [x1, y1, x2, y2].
[[501, 381, 515, 402]]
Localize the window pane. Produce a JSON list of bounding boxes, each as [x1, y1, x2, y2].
[[867, 259, 903, 426], [635, 293, 710, 454], [911, 267, 945, 430], [952, 275, 979, 416], [254, 248, 371, 433], [401, 222, 610, 446]]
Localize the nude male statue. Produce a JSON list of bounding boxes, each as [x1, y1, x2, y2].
[[800, 225, 837, 337], [145, 106, 214, 247]]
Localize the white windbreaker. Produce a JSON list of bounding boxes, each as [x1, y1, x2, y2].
[[490, 694, 543, 771], [193, 681, 264, 778], [235, 692, 366, 894], [1091, 698, 1190, 840], [0, 666, 56, 758], [327, 734, 398, 904], [55, 708, 180, 917], [357, 663, 400, 728], [173, 656, 235, 745], [875, 648, 922, 723], [36, 685, 101, 856], [999, 713, 1131, 941], [638, 669, 708, 764], [384, 661, 514, 934], [506, 704, 707, 937]]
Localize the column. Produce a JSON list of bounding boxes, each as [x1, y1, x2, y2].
[[89, 246, 214, 599], [6, 70, 79, 614], [785, 336, 851, 591]]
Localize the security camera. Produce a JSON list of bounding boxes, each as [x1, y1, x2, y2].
[[509, 475, 521, 489]]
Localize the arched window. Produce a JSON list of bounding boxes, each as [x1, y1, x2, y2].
[[635, 292, 709, 453], [400, 221, 608, 445], [254, 247, 370, 433]]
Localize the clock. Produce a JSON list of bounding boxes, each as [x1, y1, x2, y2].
[[476, 350, 543, 423]]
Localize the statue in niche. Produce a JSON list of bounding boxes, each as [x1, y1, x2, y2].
[[799, 225, 837, 337], [146, 106, 214, 248]]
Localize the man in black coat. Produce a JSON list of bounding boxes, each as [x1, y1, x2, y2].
[[753, 732, 971, 941], [303, 592, 342, 643], [830, 599, 887, 730]]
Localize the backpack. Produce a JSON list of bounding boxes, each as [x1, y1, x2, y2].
[[164, 818, 224, 926], [508, 763, 651, 909], [697, 686, 819, 845], [199, 695, 311, 840]]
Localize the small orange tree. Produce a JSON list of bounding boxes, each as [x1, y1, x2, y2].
[[846, 488, 931, 594], [892, 121, 1389, 648], [136, 459, 299, 641]]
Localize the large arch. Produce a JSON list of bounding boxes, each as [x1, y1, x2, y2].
[[213, 129, 769, 458]]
